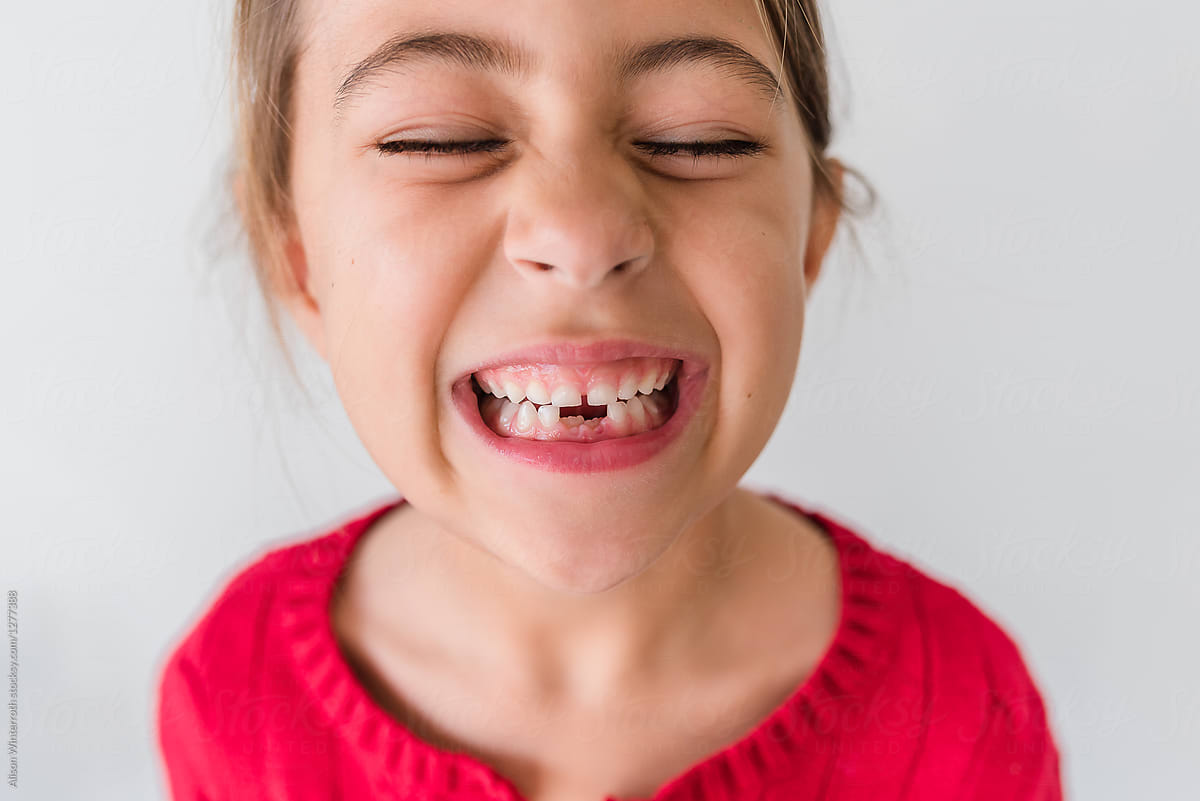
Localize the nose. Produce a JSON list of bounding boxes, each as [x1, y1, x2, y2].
[[503, 145, 654, 290]]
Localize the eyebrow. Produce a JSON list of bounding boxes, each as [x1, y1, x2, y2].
[[332, 30, 784, 119]]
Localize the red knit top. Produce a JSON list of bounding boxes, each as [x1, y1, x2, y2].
[[156, 493, 1064, 801]]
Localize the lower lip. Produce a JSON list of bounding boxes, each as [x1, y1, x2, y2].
[[451, 363, 708, 473]]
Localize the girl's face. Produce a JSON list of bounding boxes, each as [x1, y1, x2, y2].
[[280, 0, 841, 591]]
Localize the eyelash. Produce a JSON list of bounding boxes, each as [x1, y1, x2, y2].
[[373, 138, 767, 163]]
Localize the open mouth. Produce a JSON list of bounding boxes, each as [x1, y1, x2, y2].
[[470, 362, 681, 443]]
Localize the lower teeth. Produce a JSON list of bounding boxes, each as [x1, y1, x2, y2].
[[478, 383, 675, 441]]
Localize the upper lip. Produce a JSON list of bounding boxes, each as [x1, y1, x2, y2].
[[456, 338, 709, 386]]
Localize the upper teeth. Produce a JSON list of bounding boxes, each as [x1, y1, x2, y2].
[[474, 358, 677, 407], [551, 384, 582, 406]]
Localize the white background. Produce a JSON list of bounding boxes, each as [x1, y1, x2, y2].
[[2, 1, 1197, 798]]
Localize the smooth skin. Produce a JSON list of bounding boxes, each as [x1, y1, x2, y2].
[[272, 0, 844, 798]]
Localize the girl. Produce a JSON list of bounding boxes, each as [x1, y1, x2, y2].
[[157, 0, 1064, 799]]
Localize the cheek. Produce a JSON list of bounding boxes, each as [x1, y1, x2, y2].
[[656, 178, 809, 468], [661, 181, 809, 372], [316, 190, 491, 416]]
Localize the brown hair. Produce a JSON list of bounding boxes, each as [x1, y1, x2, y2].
[[229, 0, 869, 368]]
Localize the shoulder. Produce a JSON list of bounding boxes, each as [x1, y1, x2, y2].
[[155, 539, 304, 799], [806, 503, 1063, 796], [157, 496, 403, 711], [158, 497, 402, 680], [158, 540, 302, 687], [900, 556, 1049, 711], [885, 547, 1064, 797], [155, 534, 315, 726], [812, 503, 1048, 704], [155, 506, 375, 799]]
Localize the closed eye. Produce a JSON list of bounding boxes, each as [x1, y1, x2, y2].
[[373, 138, 768, 163], [632, 139, 767, 160], [374, 139, 510, 160]]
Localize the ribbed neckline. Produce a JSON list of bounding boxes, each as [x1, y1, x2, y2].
[[278, 492, 906, 801]]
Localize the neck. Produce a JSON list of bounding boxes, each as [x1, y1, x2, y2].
[[343, 487, 800, 704]]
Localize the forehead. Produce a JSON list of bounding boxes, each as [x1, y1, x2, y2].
[[297, 0, 783, 103]]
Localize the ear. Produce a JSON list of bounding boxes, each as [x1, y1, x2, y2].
[[232, 170, 329, 361], [802, 158, 845, 294], [275, 220, 329, 363]]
